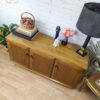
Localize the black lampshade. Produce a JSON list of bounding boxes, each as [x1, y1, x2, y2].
[[77, 2, 100, 38]]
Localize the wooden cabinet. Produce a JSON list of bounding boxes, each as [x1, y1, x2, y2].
[[30, 50, 55, 77], [52, 59, 84, 88], [7, 41, 30, 68], [6, 34, 88, 88]]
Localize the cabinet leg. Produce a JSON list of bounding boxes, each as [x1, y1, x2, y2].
[[78, 77, 87, 91]]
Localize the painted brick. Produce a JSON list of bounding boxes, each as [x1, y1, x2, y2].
[[0, 0, 100, 45]]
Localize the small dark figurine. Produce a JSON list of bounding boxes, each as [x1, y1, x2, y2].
[[55, 26, 61, 39], [53, 26, 61, 47]]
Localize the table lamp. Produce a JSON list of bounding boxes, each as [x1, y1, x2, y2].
[[76, 2, 100, 57]]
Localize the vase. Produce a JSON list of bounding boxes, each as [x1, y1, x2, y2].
[[62, 37, 68, 45]]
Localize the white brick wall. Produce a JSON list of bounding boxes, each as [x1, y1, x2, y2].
[[0, 0, 100, 45]]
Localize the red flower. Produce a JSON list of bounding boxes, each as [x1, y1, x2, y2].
[[61, 29, 75, 37]]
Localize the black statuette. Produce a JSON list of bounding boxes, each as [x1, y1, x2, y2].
[[55, 26, 61, 39]]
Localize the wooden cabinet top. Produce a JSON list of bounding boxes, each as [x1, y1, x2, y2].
[[6, 33, 88, 71]]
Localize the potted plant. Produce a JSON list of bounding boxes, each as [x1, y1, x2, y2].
[[0, 23, 18, 47]]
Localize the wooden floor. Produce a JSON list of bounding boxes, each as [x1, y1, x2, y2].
[[0, 45, 99, 100]]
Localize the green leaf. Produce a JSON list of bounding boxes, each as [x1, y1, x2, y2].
[[0, 36, 3, 40], [3, 24, 9, 29], [11, 28, 17, 32], [3, 31, 7, 36], [0, 40, 7, 47], [5, 32, 10, 36], [0, 27, 4, 33], [0, 26, 4, 30], [9, 24, 18, 31], [3, 24, 9, 32], [0, 34, 6, 47], [0, 23, 18, 47], [0, 34, 4, 38]]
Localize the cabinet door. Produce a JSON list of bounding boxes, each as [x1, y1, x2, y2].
[[30, 50, 55, 77], [7, 40, 30, 67], [51, 59, 84, 88]]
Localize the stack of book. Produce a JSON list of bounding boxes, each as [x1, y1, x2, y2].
[[13, 26, 39, 40]]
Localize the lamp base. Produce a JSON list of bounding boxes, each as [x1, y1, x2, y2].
[[76, 47, 87, 57]]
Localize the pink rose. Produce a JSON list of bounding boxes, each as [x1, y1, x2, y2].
[[61, 29, 75, 37]]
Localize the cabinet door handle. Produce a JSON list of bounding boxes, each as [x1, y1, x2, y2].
[[25, 53, 29, 56], [25, 48, 30, 56], [55, 65, 59, 69], [30, 55, 34, 59]]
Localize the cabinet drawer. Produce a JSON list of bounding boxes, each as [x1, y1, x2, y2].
[[30, 50, 55, 77]]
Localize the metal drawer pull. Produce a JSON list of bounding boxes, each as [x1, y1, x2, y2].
[[25, 53, 29, 56], [30, 55, 34, 59], [55, 65, 59, 69]]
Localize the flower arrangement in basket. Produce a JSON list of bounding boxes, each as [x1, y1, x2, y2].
[[20, 12, 35, 29]]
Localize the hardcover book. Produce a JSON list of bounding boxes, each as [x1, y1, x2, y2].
[[13, 31, 39, 41], [16, 26, 38, 37]]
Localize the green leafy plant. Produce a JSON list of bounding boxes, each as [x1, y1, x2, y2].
[[0, 23, 18, 47]]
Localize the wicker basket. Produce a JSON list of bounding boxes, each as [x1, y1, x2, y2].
[[21, 12, 35, 29]]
